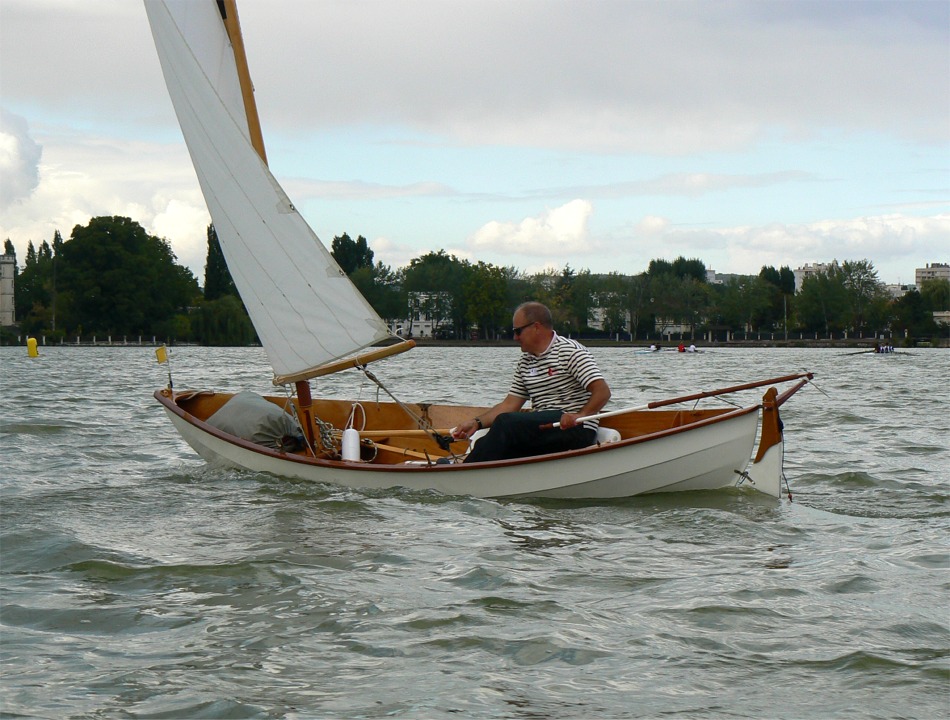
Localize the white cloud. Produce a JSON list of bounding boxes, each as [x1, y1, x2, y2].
[[469, 200, 594, 256], [0, 109, 42, 209], [9, 2, 938, 158], [1, 0, 944, 291], [635, 216, 671, 235], [230, 1, 949, 153], [0, 122, 210, 276], [658, 213, 950, 279], [149, 198, 212, 276]]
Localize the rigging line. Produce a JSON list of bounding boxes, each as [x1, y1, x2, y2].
[[357, 364, 455, 453], [782, 441, 793, 502]]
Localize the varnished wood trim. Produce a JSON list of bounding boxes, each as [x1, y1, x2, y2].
[[272, 340, 415, 385]]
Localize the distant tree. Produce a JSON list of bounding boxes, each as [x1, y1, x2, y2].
[[730, 276, 774, 332], [649, 256, 706, 283], [403, 250, 471, 335], [890, 289, 938, 342], [203, 224, 238, 300], [647, 258, 674, 277], [920, 278, 950, 312], [647, 273, 685, 337], [463, 261, 510, 339], [350, 261, 404, 325], [56, 216, 200, 336], [596, 273, 631, 336], [625, 273, 650, 340], [13, 240, 33, 320], [779, 265, 796, 295], [192, 294, 256, 346], [15, 239, 55, 331], [795, 263, 849, 333], [331, 233, 374, 275], [671, 256, 707, 283], [760, 265, 781, 288], [840, 259, 887, 331]]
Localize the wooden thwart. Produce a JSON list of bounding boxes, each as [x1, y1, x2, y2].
[[358, 428, 457, 440]]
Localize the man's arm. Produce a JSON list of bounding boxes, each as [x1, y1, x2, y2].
[[558, 379, 611, 430], [452, 393, 526, 439]]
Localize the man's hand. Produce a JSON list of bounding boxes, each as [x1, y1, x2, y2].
[[451, 419, 480, 440], [559, 412, 581, 430]]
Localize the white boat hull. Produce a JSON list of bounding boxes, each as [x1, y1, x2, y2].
[[163, 402, 767, 499]]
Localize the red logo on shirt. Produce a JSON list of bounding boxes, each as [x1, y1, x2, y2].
[[548, 368, 557, 376]]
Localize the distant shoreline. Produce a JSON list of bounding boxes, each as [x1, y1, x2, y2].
[[2, 337, 947, 349], [409, 338, 949, 349]]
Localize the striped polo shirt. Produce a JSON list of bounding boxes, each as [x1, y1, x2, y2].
[[510, 334, 605, 429]]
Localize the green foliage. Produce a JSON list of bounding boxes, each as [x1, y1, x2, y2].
[[331, 233, 374, 275], [648, 256, 707, 283], [757, 265, 795, 331], [647, 258, 673, 277], [463, 262, 510, 339], [919, 278, 949, 312], [711, 276, 775, 332], [191, 294, 257, 346], [403, 251, 472, 335], [350, 261, 404, 324], [840, 259, 887, 330], [203, 224, 238, 301], [890, 290, 938, 340], [54, 217, 200, 336], [792, 260, 888, 334], [795, 264, 849, 332], [594, 273, 631, 336], [6, 214, 927, 345]]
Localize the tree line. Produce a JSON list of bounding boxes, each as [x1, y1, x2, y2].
[[4, 216, 948, 346]]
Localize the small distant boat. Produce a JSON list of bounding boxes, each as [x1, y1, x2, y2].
[[146, 0, 813, 499]]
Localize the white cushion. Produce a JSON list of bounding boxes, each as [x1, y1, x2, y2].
[[595, 427, 622, 444]]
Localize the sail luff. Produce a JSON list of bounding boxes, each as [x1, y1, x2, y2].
[[145, 0, 394, 378], [219, 0, 267, 166]]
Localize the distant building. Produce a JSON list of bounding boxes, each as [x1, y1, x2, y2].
[[390, 291, 452, 339], [0, 254, 15, 326], [884, 283, 915, 299], [793, 262, 837, 293], [916, 262, 950, 286], [705, 269, 749, 285]]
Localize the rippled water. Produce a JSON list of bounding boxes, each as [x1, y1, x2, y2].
[[1, 345, 947, 719]]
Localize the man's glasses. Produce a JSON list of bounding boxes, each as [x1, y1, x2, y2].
[[512, 321, 534, 337]]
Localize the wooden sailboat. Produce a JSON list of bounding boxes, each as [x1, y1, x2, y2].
[[145, 0, 812, 500]]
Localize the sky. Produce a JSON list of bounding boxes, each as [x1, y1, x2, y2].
[[1, 0, 948, 287]]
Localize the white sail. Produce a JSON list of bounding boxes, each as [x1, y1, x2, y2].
[[144, 0, 393, 381]]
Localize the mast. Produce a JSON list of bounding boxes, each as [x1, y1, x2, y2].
[[146, 0, 401, 389], [218, 0, 268, 165], [214, 0, 325, 448]]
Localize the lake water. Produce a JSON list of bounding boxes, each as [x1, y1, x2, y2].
[[1, 345, 947, 719]]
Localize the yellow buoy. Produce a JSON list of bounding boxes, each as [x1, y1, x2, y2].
[[27, 337, 38, 358]]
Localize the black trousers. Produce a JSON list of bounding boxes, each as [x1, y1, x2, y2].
[[463, 410, 596, 463]]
